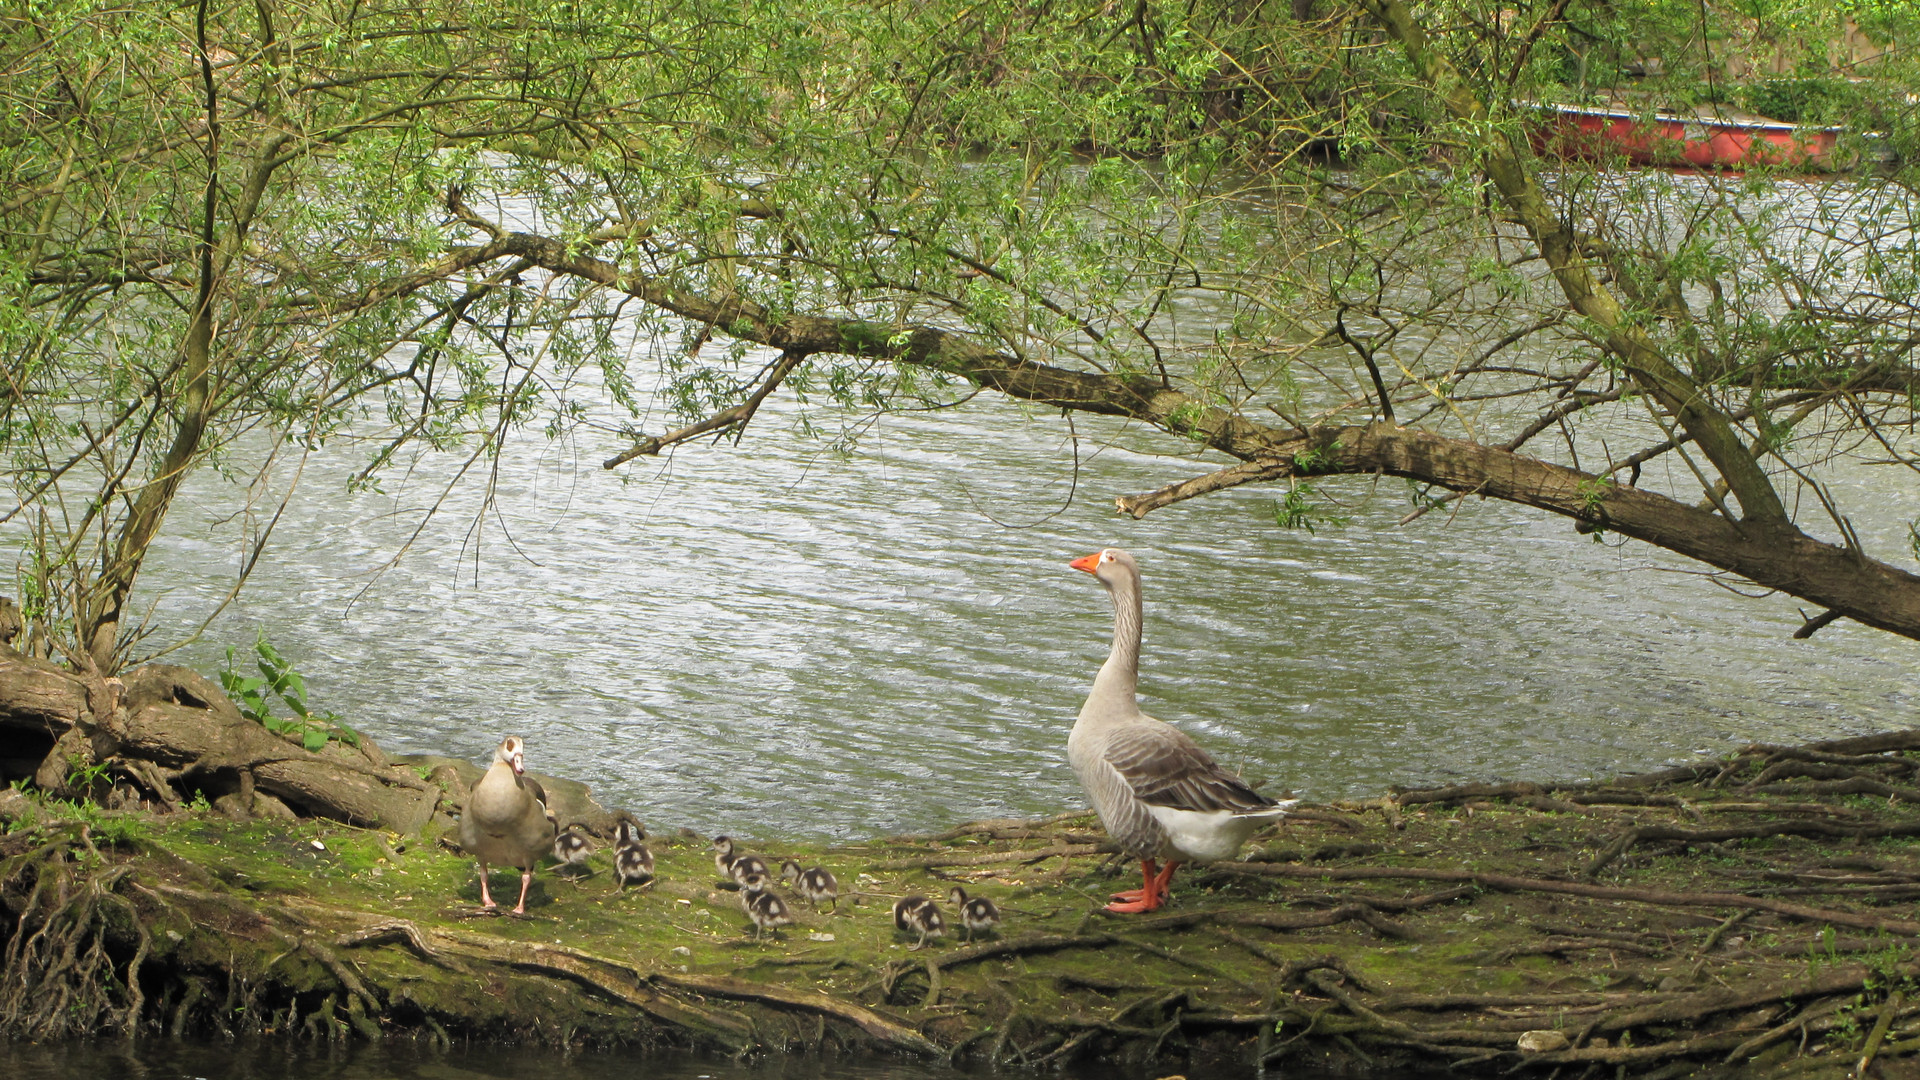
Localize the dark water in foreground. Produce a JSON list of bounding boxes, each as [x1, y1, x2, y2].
[[0, 1038, 1398, 1080]]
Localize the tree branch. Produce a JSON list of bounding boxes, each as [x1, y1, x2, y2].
[[458, 228, 1920, 641], [1354, 0, 1788, 527], [1115, 458, 1298, 518], [603, 350, 807, 468]]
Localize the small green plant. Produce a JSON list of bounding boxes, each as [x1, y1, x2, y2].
[[1576, 474, 1615, 512], [7, 784, 148, 844], [1808, 924, 1844, 977], [1826, 993, 1865, 1049], [221, 634, 361, 754], [1272, 482, 1351, 534], [64, 754, 112, 793], [1576, 475, 1616, 541]]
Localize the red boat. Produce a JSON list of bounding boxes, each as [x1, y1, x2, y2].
[[1533, 101, 1842, 170]]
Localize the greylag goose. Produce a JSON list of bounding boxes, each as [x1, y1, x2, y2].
[[458, 736, 558, 914], [1069, 548, 1297, 913], [780, 859, 839, 912], [893, 895, 944, 950], [612, 814, 654, 890], [553, 823, 593, 873], [947, 886, 1001, 942], [711, 836, 767, 887], [738, 872, 795, 940]]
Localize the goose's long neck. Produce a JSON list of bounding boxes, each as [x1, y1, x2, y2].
[[1088, 569, 1143, 709]]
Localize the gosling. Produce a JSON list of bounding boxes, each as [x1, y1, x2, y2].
[[711, 835, 767, 887], [552, 823, 594, 875], [780, 859, 839, 913], [947, 886, 1001, 942], [739, 872, 795, 940], [893, 895, 944, 951], [611, 815, 654, 891]]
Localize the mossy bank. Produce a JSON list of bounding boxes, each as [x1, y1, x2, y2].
[[12, 731, 1920, 1078]]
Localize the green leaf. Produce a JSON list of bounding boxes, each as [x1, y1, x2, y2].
[[280, 672, 309, 716], [302, 729, 328, 753]]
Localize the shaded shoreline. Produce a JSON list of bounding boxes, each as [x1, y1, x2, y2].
[[8, 730, 1920, 1078]]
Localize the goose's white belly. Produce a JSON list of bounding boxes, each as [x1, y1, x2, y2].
[[1145, 806, 1265, 862]]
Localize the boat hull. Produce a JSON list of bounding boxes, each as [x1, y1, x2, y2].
[[1535, 104, 1840, 170]]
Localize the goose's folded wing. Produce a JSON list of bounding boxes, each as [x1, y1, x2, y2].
[[1103, 723, 1277, 814], [520, 776, 558, 829]]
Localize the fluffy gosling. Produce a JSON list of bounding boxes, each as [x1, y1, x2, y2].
[[947, 886, 1001, 942], [552, 823, 594, 875], [893, 895, 944, 951], [739, 872, 795, 940], [611, 815, 654, 891], [780, 859, 839, 913]]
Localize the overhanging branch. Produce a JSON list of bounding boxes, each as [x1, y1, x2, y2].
[[1354, 0, 1789, 527], [1116, 459, 1303, 518], [446, 225, 1920, 642], [603, 350, 807, 468]]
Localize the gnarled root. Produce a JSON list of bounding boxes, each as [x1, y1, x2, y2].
[[0, 828, 151, 1038]]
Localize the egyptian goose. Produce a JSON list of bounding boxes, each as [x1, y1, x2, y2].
[[1069, 548, 1296, 913], [458, 736, 558, 914], [612, 814, 655, 890], [738, 872, 794, 939], [780, 859, 839, 912], [947, 886, 1001, 941], [893, 895, 944, 950]]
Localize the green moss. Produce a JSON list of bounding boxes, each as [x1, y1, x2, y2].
[[15, 746, 1920, 1076]]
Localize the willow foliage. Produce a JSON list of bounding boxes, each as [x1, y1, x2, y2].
[[2, 0, 1919, 661]]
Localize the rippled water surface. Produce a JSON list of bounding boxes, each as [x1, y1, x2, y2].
[[123, 353, 1920, 843], [96, 169, 1913, 842]]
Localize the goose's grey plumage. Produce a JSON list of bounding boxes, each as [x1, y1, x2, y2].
[[1068, 548, 1296, 912], [458, 736, 557, 914]]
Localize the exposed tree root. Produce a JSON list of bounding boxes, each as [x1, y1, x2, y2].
[[0, 829, 148, 1038], [12, 728, 1920, 1077]]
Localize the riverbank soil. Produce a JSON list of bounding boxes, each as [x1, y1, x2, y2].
[[11, 730, 1920, 1077]]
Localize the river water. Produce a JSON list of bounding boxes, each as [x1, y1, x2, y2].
[[126, 339, 1919, 843], [49, 166, 1893, 842], [16, 172, 1919, 1080]]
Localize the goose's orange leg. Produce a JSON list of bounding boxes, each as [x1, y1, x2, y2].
[[1107, 860, 1178, 913], [1110, 859, 1158, 903]]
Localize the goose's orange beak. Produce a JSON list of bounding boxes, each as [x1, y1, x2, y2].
[[1069, 552, 1101, 574]]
